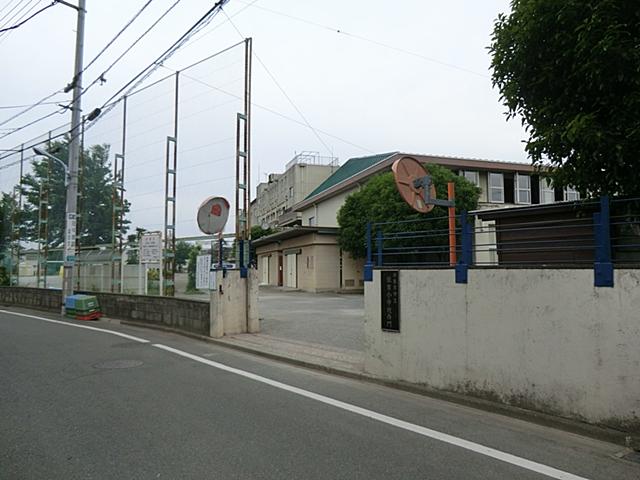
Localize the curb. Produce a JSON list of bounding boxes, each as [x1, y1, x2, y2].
[[118, 318, 637, 449]]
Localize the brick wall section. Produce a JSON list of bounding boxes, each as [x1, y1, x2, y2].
[[90, 292, 209, 335], [0, 287, 210, 336], [0, 287, 62, 312]]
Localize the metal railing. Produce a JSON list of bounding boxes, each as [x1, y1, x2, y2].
[[364, 196, 640, 287]]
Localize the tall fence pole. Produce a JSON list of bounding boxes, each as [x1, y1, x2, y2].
[[447, 182, 457, 266], [455, 210, 474, 284], [593, 195, 613, 287], [376, 228, 383, 267], [364, 222, 373, 281]]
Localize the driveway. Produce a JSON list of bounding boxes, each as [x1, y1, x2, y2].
[[258, 288, 364, 351]]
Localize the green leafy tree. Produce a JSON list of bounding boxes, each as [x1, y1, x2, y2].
[[0, 192, 14, 285], [337, 164, 480, 261], [126, 227, 147, 265], [176, 240, 194, 272], [19, 140, 130, 248], [251, 225, 275, 240], [250, 225, 274, 266], [489, 0, 640, 196]]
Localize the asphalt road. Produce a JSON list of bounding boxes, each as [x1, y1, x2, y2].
[[1, 308, 638, 480]]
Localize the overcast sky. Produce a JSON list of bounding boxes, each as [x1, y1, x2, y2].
[[0, 0, 523, 237]]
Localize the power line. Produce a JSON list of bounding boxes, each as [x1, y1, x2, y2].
[[171, 68, 373, 153], [238, 1, 488, 78], [82, 0, 155, 74], [0, 0, 21, 19], [0, 0, 43, 38], [0, 0, 167, 142], [0, 90, 64, 130], [0, 40, 245, 166], [78, 0, 180, 103], [0, 100, 62, 109], [0, 0, 35, 28], [92, 0, 231, 122], [0, 0, 57, 34], [222, 8, 335, 156], [0, 108, 63, 140]]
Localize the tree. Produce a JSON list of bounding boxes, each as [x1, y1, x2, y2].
[[176, 240, 194, 272], [126, 227, 147, 265], [250, 225, 274, 266], [337, 164, 480, 260], [186, 244, 201, 292], [0, 193, 14, 285], [489, 0, 640, 196], [18, 140, 130, 248]]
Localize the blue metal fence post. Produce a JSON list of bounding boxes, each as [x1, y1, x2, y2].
[[239, 240, 247, 278], [455, 210, 470, 284], [364, 222, 373, 282], [593, 195, 613, 287], [376, 228, 383, 267]]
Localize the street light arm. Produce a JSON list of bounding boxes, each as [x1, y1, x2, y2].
[[32, 147, 70, 185]]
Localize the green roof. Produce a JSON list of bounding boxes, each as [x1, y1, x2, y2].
[[304, 152, 397, 200]]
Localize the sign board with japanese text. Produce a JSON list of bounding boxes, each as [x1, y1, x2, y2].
[[196, 254, 212, 290], [64, 212, 77, 264], [140, 232, 162, 264], [381, 270, 400, 332]]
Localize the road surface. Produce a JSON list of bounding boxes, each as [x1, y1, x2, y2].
[[1, 307, 637, 480]]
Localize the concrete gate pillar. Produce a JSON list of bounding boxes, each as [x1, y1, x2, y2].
[[209, 268, 260, 338]]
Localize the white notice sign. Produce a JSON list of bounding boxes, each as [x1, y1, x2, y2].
[[196, 254, 212, 290], [140, 232, 162, 263], [64, 212, 77, 263]]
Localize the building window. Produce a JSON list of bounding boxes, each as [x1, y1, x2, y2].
[[516, 173, 531, 204], [308, 216, 316, 226], [288, 186, 294, 199], [540, 178, 555, 204], [462, 170, 479, 187], [488, 173, 504, 203], [564, 187, 580, 201]]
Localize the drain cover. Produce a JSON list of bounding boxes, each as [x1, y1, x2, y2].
[[622, 450, 640, 464], [93, 359, 143, 369]]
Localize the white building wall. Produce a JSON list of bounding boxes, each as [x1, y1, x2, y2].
[[364, 268, 640, 430], [301, 187, 359, 227]]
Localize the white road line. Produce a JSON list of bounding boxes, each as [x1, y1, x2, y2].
[[153, 343, 590, 480], [0, 309, 149, 344], [0, 308, 590, 480]]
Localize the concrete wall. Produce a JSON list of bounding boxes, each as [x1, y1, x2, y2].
[[92, 291, 210, 335], [0, 286, 210, 336], [210, 269, 259, 338], [364, 268, 640, 433], [341, 254, 365, 290], [0, 286, 61, 312], [256, 233, 343, 292]]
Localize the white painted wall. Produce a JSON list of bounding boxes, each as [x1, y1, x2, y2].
[[210, 269, 259, 338], [364, 268, 640, 430], [300, 187, 358, 227]]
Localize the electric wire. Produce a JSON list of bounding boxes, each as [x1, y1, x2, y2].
[[0, 0, 21, 18], [81, 0, 155, 75], [0, 0, 170, 142], [237, 0, 488, 78], [0, 40, 245, 165], [0, 100, 63, 109], [92, 0, 231, 122], [79, 0, 181, 103], [170, 68, 373, 153], [0, 0, 56, 34], [0, 0, 37, 29], [221, 7, 335, 157]]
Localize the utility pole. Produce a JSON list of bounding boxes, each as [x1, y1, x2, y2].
[[61, 0, 86, 311]]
